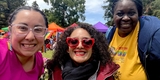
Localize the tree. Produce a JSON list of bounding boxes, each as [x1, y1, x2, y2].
[[42, 8, 55, 24], [32, 1, 39, 9], [0, 0, 26, 29], [150, 0, 160, 18], [102, 0, 114, 26], [43, 0, 85, 27]]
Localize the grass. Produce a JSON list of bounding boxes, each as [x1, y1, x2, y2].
[[42, 50, 54, 59]]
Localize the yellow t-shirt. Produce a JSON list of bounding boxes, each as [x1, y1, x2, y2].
[[109, 22, 147, 80]]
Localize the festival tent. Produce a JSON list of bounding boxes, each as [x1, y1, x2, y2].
[[48, 22, 64, 32], [1, 27, 8, 32], [46, 22, 65, 39], [93, 22, 108, 33], [45, 31, 55, 39], [0, 30, 4, 32], [70, 23, 78, 27]]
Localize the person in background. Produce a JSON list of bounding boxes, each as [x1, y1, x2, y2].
[[0, 6, 48, 80], [46, 22, 119, 80], [45, 39, 51, 50], [52, 41, 57, 50], [106, 0, 160, 80]]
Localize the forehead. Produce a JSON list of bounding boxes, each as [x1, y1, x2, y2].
[[114, 0, 137, 11], [70, 28, 91, 38], [12, 10, 45, 26]]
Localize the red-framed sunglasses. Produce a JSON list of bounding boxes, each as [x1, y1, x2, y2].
[[66, 37, 95, 49]]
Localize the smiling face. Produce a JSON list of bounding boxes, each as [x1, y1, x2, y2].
[[9, 10, 46, 57], [113, 0, 139, 37], [67, 28, 93, 64]]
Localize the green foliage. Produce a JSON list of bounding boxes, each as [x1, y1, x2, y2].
[[0, 0, 26, 29], [43, 0, 85, 28], [102, 0, 114, 26], [150, 0, 160, 18], [153, 10, 160, 18], [32, 1, 39, 9]]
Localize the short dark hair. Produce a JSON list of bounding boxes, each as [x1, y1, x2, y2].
[[8, 6, 48, 28], [111, 0, 143, 17]]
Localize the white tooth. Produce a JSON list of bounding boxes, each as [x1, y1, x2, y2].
[[24, 44, 34, 48], [123, 24, 130, 26], [76, 52, 84, 54]]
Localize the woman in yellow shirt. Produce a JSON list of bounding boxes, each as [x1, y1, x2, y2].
[[106, 0, 160, 80]]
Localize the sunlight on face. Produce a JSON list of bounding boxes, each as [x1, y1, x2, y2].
[[67, 28, 93, 64], [10, 10, 46, 57]]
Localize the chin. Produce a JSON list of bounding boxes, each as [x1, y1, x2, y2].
[[21, 51, 36, 57]]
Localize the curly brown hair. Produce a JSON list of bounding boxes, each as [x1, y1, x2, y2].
[[47, 22, 112, 78]]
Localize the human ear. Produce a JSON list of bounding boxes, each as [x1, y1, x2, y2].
[[8, 26, 12, 33], [67, 49, 69, 53]]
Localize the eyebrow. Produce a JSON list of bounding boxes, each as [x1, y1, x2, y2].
[[129, 8, 136, 11], [16, 23, 44, 27], [116, 8, 136, 13], [17, 23, 28, 26], [34, 25, 44, 27]]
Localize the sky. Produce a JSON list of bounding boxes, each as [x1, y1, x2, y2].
[[26, 0, 106, 25]]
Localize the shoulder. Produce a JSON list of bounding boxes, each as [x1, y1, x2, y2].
[[99, 62, 119, 73], [0, 39, 11, 72], [35, 52, 45, 76], [0, 39, 9, 61], [35, 52, 44, 66], [97, 62, 119, 80], [138, 16, 160, 59], [0, 38, 8, 48], [35, 52, 44, 69], [138, 16, 160, 46], [106, 26, 116, 43], [51, 66, 62, 80], [138, 16, 160, 44], [140, 16, 160, 29]]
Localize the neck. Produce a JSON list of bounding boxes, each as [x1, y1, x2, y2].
[[16, 54, 35, 65], [16, 53, 35, 72], [118, 30, 130, 37]]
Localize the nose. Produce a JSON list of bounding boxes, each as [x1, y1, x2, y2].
[[122, 15, 130, 21], [25, 30, 35, 41], [76, 41, 84, 49]]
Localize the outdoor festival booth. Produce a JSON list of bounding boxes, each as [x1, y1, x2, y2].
[[45, 22, 65, 39], [0, 27, 9, 39], [0, 30, 4, 32], [69, 23, 78, 27], [93, 22, 108, 33], [1, 27, 8, 32], [42, 22, 65, 52]]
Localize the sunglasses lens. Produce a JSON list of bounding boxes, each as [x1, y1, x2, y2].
[[82, 39, 94, 48], [67, 38, 79, 47], [66, 37, 94, 49]]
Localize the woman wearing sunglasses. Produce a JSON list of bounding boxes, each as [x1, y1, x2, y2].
[[46, 22, 119, 80], [0, 6, 48, 80]]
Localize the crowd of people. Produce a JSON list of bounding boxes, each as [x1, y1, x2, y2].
[[0, 0, 160, 80], [45, 36, 56, 50]]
